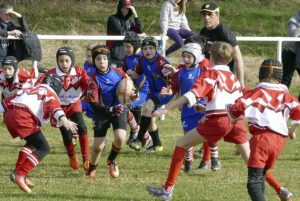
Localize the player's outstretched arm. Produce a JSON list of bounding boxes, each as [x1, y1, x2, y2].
[[288, 124, 298, 140], [152, 95, 189, 118], [59, 116, 78, 133]]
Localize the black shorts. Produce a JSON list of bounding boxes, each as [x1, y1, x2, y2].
[[93, 108, 128, 137]]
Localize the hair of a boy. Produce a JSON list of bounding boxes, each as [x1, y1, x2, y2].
[[211, 42, 233, 65], [0, 3, 12, 13]]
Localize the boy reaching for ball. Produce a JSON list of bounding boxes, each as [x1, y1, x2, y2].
[[85, 45, 133, 178]]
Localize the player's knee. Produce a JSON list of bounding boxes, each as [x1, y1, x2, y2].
[[77, 125, 87, 135]]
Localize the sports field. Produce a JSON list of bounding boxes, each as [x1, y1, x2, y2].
[[0, 107, 299, 201]]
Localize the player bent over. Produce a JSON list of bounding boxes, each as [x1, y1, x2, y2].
[[2, 74, 77, 193]]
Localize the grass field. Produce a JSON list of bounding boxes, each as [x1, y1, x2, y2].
[[0, 0, 300, 200], [0, 109, 299, 201]]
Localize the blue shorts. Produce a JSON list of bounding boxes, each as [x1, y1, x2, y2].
[[81, 100, 94, 119], [181, 113, 205, 133]]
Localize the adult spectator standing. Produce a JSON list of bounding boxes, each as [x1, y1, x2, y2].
[[0, 3, 29, 64], [106, 0, 144, 67], [281, 10, 300, 100], [160, 0, 196, 56], [199, 2, 244, 87]]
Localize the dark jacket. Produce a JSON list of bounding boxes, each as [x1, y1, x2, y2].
[[106, 0, 144, 64], [0, 16, 29, 63]]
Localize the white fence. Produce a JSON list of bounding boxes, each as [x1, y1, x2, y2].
[[33, 35, 300, 62], [6, 35, 300, 62]]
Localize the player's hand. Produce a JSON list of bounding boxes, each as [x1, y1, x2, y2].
[[194, 103, 205, 112], [60, 116, 78, 133], [107, 104, 124, 117], [162, 64, 177, 76], [126, 69, 138, 79], [288, 125, 297, 140], [152, 108, 169, 118], [160, 86, 173, 96], [129, 88, 139, 101]]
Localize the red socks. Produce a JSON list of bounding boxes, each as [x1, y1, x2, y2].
[[164, 146, 186, 193], [79, 134, 90, 162], [265, 171, 282, 194], [202, 142, 211, 162]]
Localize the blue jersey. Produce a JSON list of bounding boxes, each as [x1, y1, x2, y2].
[[135, 53, 171, 94], [83, 61, 96, 77], [122, 52, 149, 94], [92, 67, 126, 107], [178, 64, 206, 119]]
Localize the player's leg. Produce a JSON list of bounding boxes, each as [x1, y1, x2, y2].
[[145, 116, 163, 153], [126, 110, 139, 144], [146, 128, 206, 199], [85, 112, 110, 177], [106, 109, 128, 178], [13, 131, 50, 193], [69, 112, 90, 170], [128, 99, 155, 150]]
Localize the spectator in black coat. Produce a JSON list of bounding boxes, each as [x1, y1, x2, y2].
[[0, 3, 29, 64], [106, 0, 144, 67]]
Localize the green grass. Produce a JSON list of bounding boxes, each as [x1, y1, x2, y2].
[[0, 2, 299, 200], [0, 111, 299, 201]]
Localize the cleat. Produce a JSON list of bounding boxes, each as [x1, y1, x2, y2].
[[146, 186, 172, 201], [211, 158, 221, 171], [126, 131, 138, 145], [128, 139, 143, 151], [145, 145, 163, 153], [69, 153, 80, 170], [193, 147, 203, 158], [183, 160, 192, 173], [84, 167, 97, 178], [107, 160, 119, 178], [10, 171, 34, 188], [83, 160, 90, 171], [14, 174, 31, 193], [198, 160, 210, 170], [278, 187, 292, 201]]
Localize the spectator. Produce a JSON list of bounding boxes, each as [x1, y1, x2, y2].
[[199, 2, 245, 87], [0, 3, 29, 64], [281, 10, 300, 100], [160, 0, 196, 56], [106, 0, 144, 67]]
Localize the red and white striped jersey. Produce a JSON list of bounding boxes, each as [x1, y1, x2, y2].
[[37, 66, 92, 106], [1, 84, 65, 127], [0, 68, 37, 99], [226, 82, 300, 136], [188, 65, 243, 115]]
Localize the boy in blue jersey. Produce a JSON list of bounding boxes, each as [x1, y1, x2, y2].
[[160, 43, 215, 172], [127, 36, 174, 152], [84, 45, 129, 178], [122, 31, 152, 145]]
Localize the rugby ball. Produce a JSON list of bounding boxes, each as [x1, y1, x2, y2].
[[116, 77, 134, 105]]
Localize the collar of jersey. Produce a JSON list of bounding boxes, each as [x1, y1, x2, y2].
[[56, 66, 76, 76]]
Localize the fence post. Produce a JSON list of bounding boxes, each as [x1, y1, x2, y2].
[[276, 38, 283, 63]]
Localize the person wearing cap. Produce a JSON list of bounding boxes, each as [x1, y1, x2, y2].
[[0, 56, 37, 100], [160, 0, 196, 56], [199, 2, 245, 88], [106, 0, 144, 67], [226, 59, 298, 201], [36, 46, 95, 172], [0, 3, 29, 64], [281, 10, 300, 101], [84, 45, 130, 178], [127, 36, 174, 153]]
